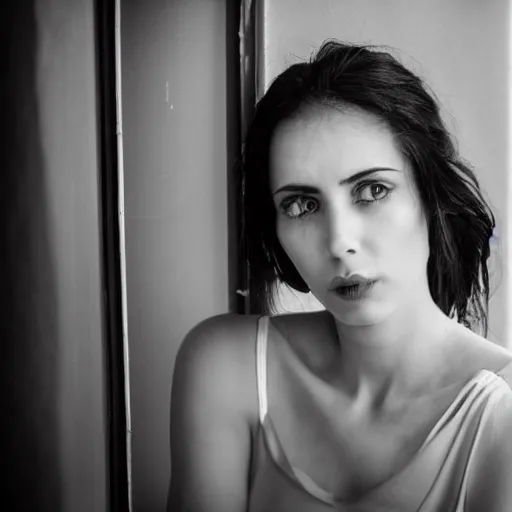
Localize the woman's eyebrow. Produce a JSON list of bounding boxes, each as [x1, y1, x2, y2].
[[272, 167, 401, 196]]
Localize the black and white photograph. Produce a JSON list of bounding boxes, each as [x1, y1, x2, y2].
[[2, 1, 511, 511]]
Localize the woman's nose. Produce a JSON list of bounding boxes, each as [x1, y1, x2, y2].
[[325, 206, 361, 259]]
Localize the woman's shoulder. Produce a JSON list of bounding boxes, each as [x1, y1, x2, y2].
[[176, 313, 262, 370], [448, 323, 512, 385], [173, 311, 329, 394], [178, 310, 328, 351], [173, 313, 263, 418]]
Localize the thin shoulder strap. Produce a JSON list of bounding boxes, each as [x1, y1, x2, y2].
[[256, 315, 269, 423], [497, 360, 512, 389]]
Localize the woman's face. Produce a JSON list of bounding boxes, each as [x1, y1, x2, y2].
[[270, 105, 431, 326]]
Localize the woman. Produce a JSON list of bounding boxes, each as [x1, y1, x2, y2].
[[167, 41, 512, 511]]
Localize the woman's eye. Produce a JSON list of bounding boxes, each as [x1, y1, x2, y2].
[[357, 183, 390, 202], [282, 197, 318, 218]]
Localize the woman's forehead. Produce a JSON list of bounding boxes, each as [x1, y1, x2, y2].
[[269, 105, 409, 189]]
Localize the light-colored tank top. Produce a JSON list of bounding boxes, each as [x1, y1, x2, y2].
[[247, 315, 512, 511]]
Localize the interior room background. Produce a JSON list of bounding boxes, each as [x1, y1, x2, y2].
[[3, 1, 508, 511]]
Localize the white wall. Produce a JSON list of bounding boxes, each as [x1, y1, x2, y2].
[[121, 0, 230, 510], [260, 0, 510, 347]]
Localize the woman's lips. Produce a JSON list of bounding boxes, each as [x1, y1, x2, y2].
[[330, 279, 377, 301], [329, 273, 376, 289]]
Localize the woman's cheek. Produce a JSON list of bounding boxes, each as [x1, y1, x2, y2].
[[282, 222, 321, 274], [277, 222, 301, 260], [383, 203, 430, 270]]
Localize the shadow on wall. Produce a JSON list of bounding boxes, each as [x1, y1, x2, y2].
[[0, 2, 61, 510]]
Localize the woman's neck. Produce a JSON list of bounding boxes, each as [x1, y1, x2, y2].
[[331, 299, 455, 412]]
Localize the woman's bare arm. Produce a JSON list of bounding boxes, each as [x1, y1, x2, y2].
[[166, 314, 255, 512]]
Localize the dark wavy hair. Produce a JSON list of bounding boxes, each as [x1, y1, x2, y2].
[[241, 40, 496, 336]]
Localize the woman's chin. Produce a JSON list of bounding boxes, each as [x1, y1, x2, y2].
[[325, 296, 395, 327]]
